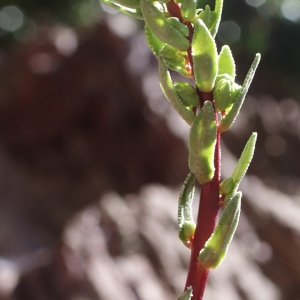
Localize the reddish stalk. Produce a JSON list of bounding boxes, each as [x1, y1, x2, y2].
[[166, 1, 222, 298], [184, 130, 221, 299]]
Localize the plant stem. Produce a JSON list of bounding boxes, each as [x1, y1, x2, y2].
[[185, 130, 221, 299], [166, 2, 221, 298], [166, 1, 183, 21]]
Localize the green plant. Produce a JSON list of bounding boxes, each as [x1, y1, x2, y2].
[[100, 0, 260, 298]]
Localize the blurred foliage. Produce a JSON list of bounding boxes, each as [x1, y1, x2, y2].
[[0, 0, 102, 25], [0, 0, 102, 46], [0, 0, 300, 97]]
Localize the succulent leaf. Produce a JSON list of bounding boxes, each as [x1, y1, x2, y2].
[[192, 19, 218, 92], [218, 53, 261, 132], [145, 25, 166, 56], [174, 82, 200, 108], [198, 192, 241, 269], [158, 57, 195, 125], [180, 0, 197, 22], [219, 177, 234, 196], [218, 45, 236, 78], [189, 101, 217, 184], [223, 133, 257, 202], [167, 17, 189, 37], [198, 0, 223, 37], [141, 0, 189, 51]]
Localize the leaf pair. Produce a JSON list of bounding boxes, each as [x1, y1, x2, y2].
[[213, 45, 261, 122], [198, 133, 257, 269], [218, 54, 261, 132], [185, 134, 256, 269], [192, 21, 260, 121], [198, 0, 223, 37]]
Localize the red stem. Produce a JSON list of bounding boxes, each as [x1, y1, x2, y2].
[[166, 2, 222, 298], [184, 130, 221, 299]]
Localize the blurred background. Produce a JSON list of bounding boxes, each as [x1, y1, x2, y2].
[[0, 0, 299, 299]]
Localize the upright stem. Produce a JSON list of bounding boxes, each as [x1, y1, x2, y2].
[[185, 130, 221, 299], [166, 2, 222, 298]]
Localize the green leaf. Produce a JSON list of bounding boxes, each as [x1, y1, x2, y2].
[[179, 221, 196, 248], [189, 101, 217, 184], [178, 172, 195, 225], [177, 287, 193, 300], [198, 192, 241, 269], [198, 6, 214, 31], [232, 133, 257, 183], [158, 57, 195, 125], [145, 25, 166, 56], [145, 27, 191, 77], [167, 17, 189, 37], [218, 45, 236, 78], [192, 19, 218, 92], [218, 53, 261, 132], [164, 61, 192, 78], [178, 172, 196, 247], [180, 0, 197, 22], [213, 74, 235, 112], [211, 0, 223, 37], [174, 82, 200, 108], [141, 0, 189, 51], [224, 133, 257, 202], [198, 0, 223, 37], [219, 177, 234, 196], [163, 53, 186, 67], [159, 44, 183, 59]]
